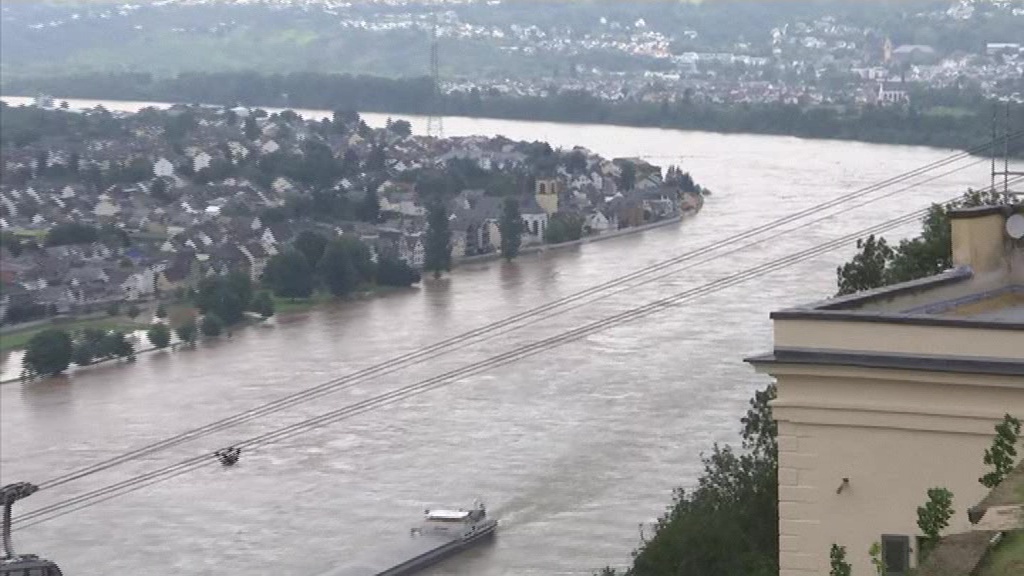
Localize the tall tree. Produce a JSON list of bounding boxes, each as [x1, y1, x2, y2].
[[500, 196, 523, 261], [293, 230, 328, 270], [424, 201, 452, 279], [147, 323, 171, 349], [194, 274, 251, 324], [23, 329, 73, 377], [175, 321, 198, 348], [251, 291, 275, 319], [358, 184, 381, 223], [262, 249, 314, 299], [243, 115, 260, 140], [318, 238, 359, 297]]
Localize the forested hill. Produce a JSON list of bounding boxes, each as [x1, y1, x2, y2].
[[4, 71, 1022, 156]]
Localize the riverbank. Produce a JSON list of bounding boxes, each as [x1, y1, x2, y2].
[[0, 212, 698, 378], [455, 214, 689, 267], [4, 71, 1021, 155]]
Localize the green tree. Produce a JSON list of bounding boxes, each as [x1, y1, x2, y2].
[[107, 301, 121, 317], [45, 222, 99, 246], [980, 414, 1022, 488], [336, 236, 375, 284], [545, 213, 585, 244], [376, 256, 421, 287], [194, 272, 252, 323], [175, 320, 198, 347], [389, 119, 412, 138], [628, 384, 777, 576], [293, 230, 328, 269], [263, 249, 315, 299], [829, 544, 852, 576], [127, 304, 141, 319], [244, 115, 260, 140], [147, 323, 171, 349], [916, 487, 954, 561], [201, 314, 224, 338], [836, 189, 1013, 295], [72, 340, 96, 366], [22, 329, 73, 376], [1, 231, 24, 257], [251, 291, 275, 318], [424, 201, 451, 279], [103, 331, 134, 360], [618, 161, 636, 191], [319, 238, 359, 296], [835, 235, 893, 296], [358, 184, 381, 223], [499, 196, 523, 261], [155, 303, 168, 319], [150, 177, 172, 204]]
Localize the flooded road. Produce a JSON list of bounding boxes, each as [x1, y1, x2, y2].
[[1, 97, 1013, 575]]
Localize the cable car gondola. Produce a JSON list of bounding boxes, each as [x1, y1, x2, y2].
[[1, 483, 64, 576]]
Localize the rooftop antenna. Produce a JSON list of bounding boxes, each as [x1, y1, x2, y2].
[[426, 12, 444, 140]]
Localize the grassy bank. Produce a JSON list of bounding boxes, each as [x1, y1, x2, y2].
[[1, 317, 146, 353]]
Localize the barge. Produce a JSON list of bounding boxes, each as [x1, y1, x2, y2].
[[321, 502, 497, 576]]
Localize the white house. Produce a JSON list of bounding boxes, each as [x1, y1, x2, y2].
[[585, 211, 611, 233], [153, 157, 175, 178], [93, 195, 120, 217], [193, 151, 213, 173], [122, 267, 159, 301]]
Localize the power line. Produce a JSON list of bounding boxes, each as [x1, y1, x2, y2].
[[18, 174, 1022, 531], [33, 134, 1020, 494]]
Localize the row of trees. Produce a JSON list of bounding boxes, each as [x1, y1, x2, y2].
[[7, 72, 1021, 155], [20, 296, 273, 377], [263, 230, 421, 299], [22, 327, 136, 377]]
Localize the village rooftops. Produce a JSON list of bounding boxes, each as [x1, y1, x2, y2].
[[748, 204, 1024, 376]]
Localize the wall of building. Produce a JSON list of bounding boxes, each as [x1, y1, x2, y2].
[[773, 368, 1021, 576]]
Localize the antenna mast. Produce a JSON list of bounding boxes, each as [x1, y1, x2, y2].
[[427, 12, 444, 139]]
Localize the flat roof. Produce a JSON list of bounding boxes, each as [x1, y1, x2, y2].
[[770, 267, 1024, 331]]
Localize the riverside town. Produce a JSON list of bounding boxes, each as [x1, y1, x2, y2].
[[0, 2, 1022, 576]]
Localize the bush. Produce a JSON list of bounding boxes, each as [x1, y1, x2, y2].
[[175, 321, 197, 346], [147, 323, 171, 349], [377, 256, 421, 287], [201, 314, 223, 338]]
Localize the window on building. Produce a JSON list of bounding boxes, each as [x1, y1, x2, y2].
[[881, 534, 910, 576]]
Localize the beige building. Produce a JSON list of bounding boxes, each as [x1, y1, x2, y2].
[[747, 205, 1024, 576]]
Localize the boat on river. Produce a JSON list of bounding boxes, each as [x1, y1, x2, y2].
[[321, 502, 497, 576]]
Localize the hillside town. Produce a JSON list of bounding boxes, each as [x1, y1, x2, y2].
[[0, 102, 704, 326], [4, 0, 1021, 106]]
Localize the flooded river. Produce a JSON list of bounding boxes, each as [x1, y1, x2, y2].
[[0, 96, 1013, 575]]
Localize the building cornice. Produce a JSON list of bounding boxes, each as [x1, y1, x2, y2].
[[745, 348, 1024, 376]]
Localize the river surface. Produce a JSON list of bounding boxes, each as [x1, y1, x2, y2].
[[1, 96, 1018, 575]]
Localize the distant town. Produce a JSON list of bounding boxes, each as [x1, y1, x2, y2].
[[3, 0, 1022, 106]]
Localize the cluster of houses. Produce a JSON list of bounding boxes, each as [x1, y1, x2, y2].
[[0, 103, 703, 325]]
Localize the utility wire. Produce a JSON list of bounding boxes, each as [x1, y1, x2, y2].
[[33, 133, 1020, 493], [21, 176, 1021, 531]]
